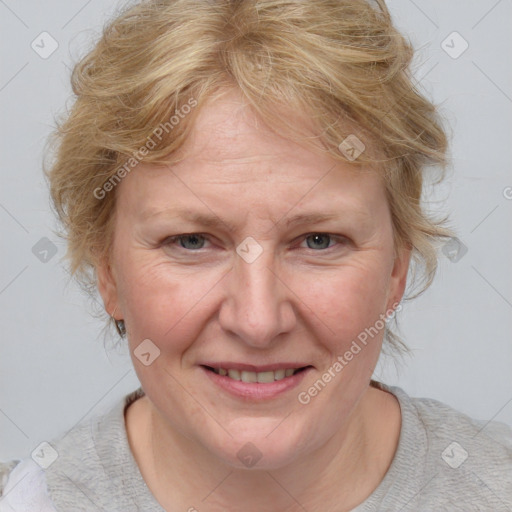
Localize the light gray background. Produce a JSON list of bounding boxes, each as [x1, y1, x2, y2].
[[1, 0, 511, 461]]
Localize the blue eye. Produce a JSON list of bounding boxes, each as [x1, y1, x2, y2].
[[171, 234, 207, 250], [163, 232, 346, 253], [303, 233, 336, 250]]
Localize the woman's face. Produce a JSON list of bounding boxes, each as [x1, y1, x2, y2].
[[99, 88, 409, 469]]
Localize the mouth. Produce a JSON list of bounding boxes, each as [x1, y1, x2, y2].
[[201, 365, 310, 383], [200, 364, 313, 401]]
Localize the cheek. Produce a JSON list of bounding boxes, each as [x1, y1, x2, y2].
[[291, 258, 392, 353], [287, 261, 391, 428], [115, 253, 222, 355]]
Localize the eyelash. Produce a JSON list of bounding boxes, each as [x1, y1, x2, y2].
[[163, 233, 349, 252]]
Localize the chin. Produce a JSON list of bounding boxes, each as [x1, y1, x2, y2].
[[201, 417, 311, 470]]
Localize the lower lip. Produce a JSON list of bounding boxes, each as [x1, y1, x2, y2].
[[201, 366, 312, 401]]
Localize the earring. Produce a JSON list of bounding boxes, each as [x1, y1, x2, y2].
[[111, 306, 126, 337]]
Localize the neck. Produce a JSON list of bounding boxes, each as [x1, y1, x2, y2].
[[126, 384, 400, 512]]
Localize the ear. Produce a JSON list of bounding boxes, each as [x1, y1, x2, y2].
[[97, 259, 121, 319], [387, 244, 411, 310]]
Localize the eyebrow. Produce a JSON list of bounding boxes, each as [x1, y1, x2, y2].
[[141, 209, 237, 231], [141, 209, 363, 231], [282, 212, 344, 227]]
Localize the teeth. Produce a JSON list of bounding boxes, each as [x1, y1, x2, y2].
[[212, 367, 302, 382], [227, 369, 240, 380], [256, 371, 274, 383], [274, 369, 286, 380], [241, 371, 257, 383]]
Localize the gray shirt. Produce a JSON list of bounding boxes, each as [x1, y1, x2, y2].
[[1, 383, 511, 511]]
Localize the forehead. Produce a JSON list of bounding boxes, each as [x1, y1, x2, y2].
[[172, 88, 331, 175], [118, 88, 388, 223]]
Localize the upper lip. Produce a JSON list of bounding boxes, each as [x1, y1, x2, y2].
[[200, 362, 313, 372]]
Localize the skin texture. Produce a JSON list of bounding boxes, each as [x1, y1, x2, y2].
[[98, 88, 410, 511]]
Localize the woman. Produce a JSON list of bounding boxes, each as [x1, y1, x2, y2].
[[1, 0, 511, 510]]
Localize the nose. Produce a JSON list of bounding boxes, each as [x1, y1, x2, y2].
[[218, 244, 296, 348]]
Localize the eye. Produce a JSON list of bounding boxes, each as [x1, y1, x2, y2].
[[165, 233, 209, 250], [301, 233, 345, 251], [163, 232, 347, 253]]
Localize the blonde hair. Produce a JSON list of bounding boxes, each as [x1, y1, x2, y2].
[[45, 0, 453, 352]]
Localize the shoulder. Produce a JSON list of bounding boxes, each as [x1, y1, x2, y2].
[[409, 392, 512, 464], [0, 458, 58, 511], [1, 388, 147, 512], [0, 460, 18, 493], [389, 386, 512, 510]]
